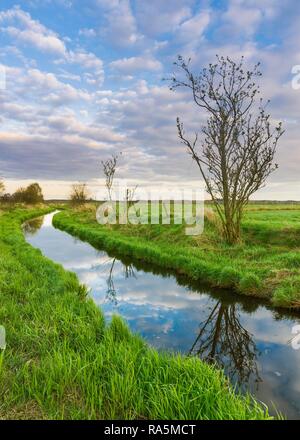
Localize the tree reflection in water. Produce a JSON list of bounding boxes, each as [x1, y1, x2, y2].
[[23, 217, 44, 235], [123, 263, 137, 280], [105, 258, 136, 306], [106, 258, 117, 305], [189, 301, 262, 388]]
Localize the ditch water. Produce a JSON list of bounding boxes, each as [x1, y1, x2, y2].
[[23, 212, 300, 419]]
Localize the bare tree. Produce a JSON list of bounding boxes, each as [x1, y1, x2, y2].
[[125, 185, 139, 220], [101, 153, 121, 201], [169, 55, 284, 243], [70, 183, 90, 205], [125, 186, 138, 208]]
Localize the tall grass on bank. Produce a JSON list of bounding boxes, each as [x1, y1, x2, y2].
[[53, 206, 300, 309], [0, 206, 270, 419]]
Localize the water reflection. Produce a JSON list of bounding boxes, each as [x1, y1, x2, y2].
[[103, 256, 261, 388], [105, 258, 117, 305], [23, 213, 300, 419], [189, 301, 261, 388], [22, 216, 44, 235], [105, 258, 137, 306]]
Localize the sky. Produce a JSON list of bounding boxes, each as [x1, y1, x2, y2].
[[0, 0, 300, 200]]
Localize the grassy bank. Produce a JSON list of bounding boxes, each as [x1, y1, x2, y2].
[[52, 205, 300, 309], [0, 206, 270, 419]]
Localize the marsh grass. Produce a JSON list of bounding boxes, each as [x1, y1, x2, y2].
[[0, 206, 271, 419]]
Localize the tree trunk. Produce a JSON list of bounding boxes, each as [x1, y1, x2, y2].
[[223, 212, 242, 244]]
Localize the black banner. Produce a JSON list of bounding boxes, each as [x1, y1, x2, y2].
[[0, 420, 293, 437]]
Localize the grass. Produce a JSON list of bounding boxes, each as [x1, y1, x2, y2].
[[0, 205, 271, 420], [52, 202, 300, 309]]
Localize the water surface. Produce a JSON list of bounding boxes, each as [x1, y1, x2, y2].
[[23, 212, 300, 419]]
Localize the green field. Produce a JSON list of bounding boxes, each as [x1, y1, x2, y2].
[[53, 202, 300, 310], [0, 205, 271, 420]]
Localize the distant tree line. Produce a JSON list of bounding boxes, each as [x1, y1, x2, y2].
[[0, 181, 44, 204]]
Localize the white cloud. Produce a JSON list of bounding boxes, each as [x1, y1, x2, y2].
[[0, 6, 104, 87], [224, 3, 262, 36], [0, 6, 66, 55], [79, 28, 97, 38], [25, 69, 91, 105], [110, 56, 162, 74], [67, 50, 103, 70], [57, 70, 81, 82], [135, 0, 193, 36], [54, 49, 105, 86], [2, 64, 92, 107], [97, 0, 143, 47], [47, 114, 125, 143], [221, 0, 281, 37], [176, 10, 211, 42]]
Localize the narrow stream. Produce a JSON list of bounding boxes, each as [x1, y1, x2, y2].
[[23, 212, 300, 419]]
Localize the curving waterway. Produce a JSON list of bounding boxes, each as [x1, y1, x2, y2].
[[23, 211, 300, 419]]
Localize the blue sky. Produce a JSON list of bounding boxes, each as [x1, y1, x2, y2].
[[1, 0, 300, 199]]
